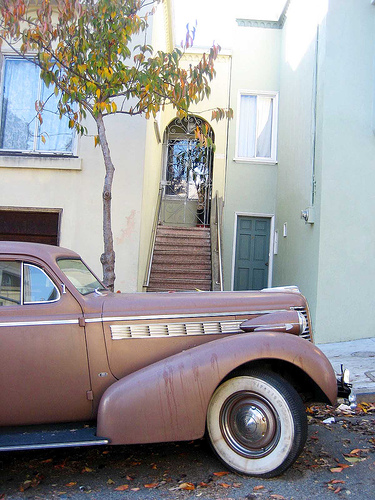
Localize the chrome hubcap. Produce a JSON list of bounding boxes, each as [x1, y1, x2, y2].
[[220, 392, 280, 458]]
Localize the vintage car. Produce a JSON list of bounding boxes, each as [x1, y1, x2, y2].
[[0, 241, 352, 477]]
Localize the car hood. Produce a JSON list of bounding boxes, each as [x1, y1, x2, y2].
[[101, 289, 307, 319]]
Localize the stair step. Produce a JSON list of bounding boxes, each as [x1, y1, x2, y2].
[[155, 237, 210, 247], [147, 225, 213, 292], [153, 247, 211, 256], [150, 270, 212, 280], [151, 262, 211, 272], [147, 282, 211, 292], [157, 226, 210, 237]]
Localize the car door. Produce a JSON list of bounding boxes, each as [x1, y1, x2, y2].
[[0, 258, 92, 426]]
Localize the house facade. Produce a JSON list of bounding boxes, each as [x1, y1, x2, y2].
[[1, 0, 374, 344], [221, 0, 375, 343]]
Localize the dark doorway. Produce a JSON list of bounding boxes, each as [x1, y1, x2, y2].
[[0, 209, 61, 245]]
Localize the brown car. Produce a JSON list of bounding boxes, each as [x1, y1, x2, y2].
[[0, 241, 352, 477]]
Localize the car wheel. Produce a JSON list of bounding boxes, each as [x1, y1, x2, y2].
[[206, 370, 307, 477]]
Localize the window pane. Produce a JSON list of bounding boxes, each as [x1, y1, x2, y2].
[[23, 263, 59, 303], [0, 261, 21, 306], [0, 59, 39, 151], [37, 84, 74, 153], [237, 95, 256, 158], [0, 58, 74, 153], [58, 259, 104, 295], [256, 97, 273, 158]]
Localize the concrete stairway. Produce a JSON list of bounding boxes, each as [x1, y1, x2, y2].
[[147, 225, 212, 292]]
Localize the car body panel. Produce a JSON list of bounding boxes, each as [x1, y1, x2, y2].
[[97, 331, 336, 444]]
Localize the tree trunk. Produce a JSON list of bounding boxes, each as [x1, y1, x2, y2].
[[96, 113, 116, 291]]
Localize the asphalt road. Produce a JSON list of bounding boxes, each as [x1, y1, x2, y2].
[[0, 404, 374, 500]]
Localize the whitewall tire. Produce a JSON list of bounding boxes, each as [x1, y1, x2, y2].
[[207, 371, 307, 477]]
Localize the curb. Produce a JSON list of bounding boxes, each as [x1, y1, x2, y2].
[[356, 392, 375, 404]]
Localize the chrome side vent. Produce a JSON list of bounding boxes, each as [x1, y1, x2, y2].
[[110, 319, 243, 340], [291, 307, 311, 341]]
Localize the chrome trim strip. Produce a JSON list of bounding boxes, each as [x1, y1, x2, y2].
[[0, 439, 109, 452], [0, 319, 79, 328], [0, 309, 290, 329], [85, 309, 288, 324]]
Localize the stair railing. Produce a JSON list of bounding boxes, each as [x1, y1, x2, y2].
[[211, 191, 224, 291], [143, 185, 163, 290]]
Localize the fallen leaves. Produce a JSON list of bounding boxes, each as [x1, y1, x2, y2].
[[114, 484, 129, 491], [144, 482, 159, 488], [254, 485, 265, 491], [178, 482, 195, 490], [343, 448, 369, 463], [19, 474, 43, 492], [81, 466, 93, 473]]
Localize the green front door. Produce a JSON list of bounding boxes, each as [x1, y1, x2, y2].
[[234, 216, 271, 291]]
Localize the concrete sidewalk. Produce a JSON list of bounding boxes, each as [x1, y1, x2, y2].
[[317, 337, 375, 402]]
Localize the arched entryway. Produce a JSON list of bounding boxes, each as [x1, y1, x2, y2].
[[160, 115, 214, 227]]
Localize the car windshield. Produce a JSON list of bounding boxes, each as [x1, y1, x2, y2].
[[57, 259, 106, 295]]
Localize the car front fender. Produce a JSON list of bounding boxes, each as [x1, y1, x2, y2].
[[97, 332, 336, 445]]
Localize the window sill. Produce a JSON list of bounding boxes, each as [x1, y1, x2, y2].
[[233, 157, 278, 165], [0, 154, 81, 170]]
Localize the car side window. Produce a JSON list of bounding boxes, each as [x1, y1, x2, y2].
[[0, 261, 21, 306], [0, 261, 59, 306], [23, 263, 60, 304]]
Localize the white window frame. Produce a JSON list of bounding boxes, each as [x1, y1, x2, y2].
[[234, 90, 279, 164], [0, 54, 76, 156]]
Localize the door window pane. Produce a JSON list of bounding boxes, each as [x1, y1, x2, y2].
[[23, 263, 59, 303], [0, 261, 21, 306]]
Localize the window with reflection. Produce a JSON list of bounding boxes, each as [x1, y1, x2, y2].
[[57, 259, 105, 295], [0, 261, 59, 306]]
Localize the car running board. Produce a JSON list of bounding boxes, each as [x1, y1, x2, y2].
[[0, 422, 109, 451]]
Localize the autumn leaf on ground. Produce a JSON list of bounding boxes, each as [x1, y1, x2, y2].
[[179, 482, 195, 490], [270, 495, 286, 500], [328, 480, 345, 484], [343, 455, 366, 463], [254, 485, 265, 491], [115, 484, 129, 491], [330, 467, 344, 473], [219, 482, 231, 488], [107, 479, 115, 485], [144, 483, 159, 488], [54, 460, 67, 469], [40, 458, 53, 464], [213, 471, 229, 476], [131, 488, 140, 492], [19, 473, 43, 491], [19, 480, 32, 492], [334, 487, 342, 494], [199, 482, 210, 488], [81, 466, 93, 473], [66, 482, 77, 487], [233, 482, 242, 488]]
